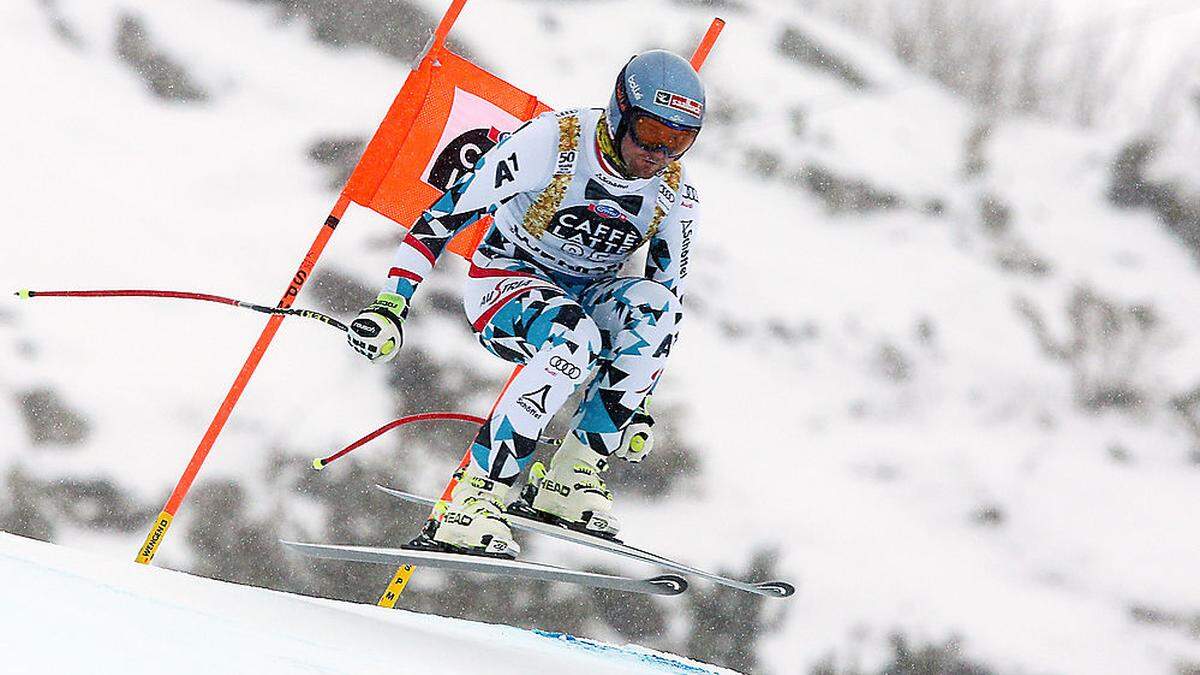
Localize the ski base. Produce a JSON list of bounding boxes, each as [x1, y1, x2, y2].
[[376, 484, 796, 599], [281, 540, 688, 596]]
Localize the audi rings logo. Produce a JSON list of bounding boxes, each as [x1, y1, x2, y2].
[[548, 356, 582, 380]]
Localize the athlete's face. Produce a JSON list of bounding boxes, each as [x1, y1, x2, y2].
[[620, 133, 673, 179]]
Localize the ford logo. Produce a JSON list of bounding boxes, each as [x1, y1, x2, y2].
[[591, 204, 621, 219]]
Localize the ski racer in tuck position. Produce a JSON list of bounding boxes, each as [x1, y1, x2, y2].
[[347, 50, 704, 559]]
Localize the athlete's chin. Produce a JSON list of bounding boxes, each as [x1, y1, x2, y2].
[[629, 161, 667, 179]]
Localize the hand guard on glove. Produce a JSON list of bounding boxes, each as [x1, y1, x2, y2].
[[347, 292, 407, 363], [614, 399, 654, 463]]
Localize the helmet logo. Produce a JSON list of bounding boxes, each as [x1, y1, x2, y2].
[[627, 74, 643, 100], [654, 90, 703, 119]]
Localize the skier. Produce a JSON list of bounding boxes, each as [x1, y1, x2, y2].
[[347, 50, 704, 558]]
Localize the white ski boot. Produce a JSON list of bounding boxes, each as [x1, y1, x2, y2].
[[527, 434, 621, 539], [430, 464, 521, 558]]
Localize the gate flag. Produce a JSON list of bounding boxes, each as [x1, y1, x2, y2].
[[344, 45, 552, 257]]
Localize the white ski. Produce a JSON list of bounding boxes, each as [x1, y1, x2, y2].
[[281, 540, 688, 596], [375, 485, 795, 598]]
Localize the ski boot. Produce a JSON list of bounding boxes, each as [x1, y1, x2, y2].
[[514, 434, 621, 539], [416, 464, 520, 559]]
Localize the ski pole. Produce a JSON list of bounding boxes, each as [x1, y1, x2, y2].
[[14, 288, 348, 332], [313, 411, 563, 470], [311, 411, 487, 470]]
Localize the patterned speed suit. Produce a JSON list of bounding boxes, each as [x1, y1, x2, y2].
[[382, 107, 700, 485]]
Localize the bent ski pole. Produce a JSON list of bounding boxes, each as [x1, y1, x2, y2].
[[311, 412, 487, 470], [15, 288, 348, 332]]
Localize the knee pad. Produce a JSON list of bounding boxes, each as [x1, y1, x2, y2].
[[624, 279, 683, 328], [530, 301, 603, 369]]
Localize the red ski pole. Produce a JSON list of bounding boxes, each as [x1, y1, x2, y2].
[[15, 288, 348, 332]]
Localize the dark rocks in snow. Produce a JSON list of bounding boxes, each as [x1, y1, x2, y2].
[[718, 318, 749, 340], [972, 505, 1005, 527], [705, 91, 752, 129], [766, 318, 816, 345], [873, 343, 913, 383], [1014, 287, 1156, 413], [421, 287, 464, 320], [744, 148, 783, 179], [671, 0, 749, 12], [186, 479, 296, 592], [1168, 385, 1200, 457], [248, 0, 457, 63], [38, 0, 83, 48], [812, 633, 998, 675], [793, 163, 904, 213], [387, 346, 504, 444], [590, 581, 669, 641], [974, 190, 1049, 275], [1108, 139, 1157, 208], [777, 26, 870, 90], [1128, 604, 1200, 643], [0, 469, 156, 540], [1106, 444, 1132, 463], [114, 14, 209, 103], [607, 417, 701, 499], [53, 477, 159, 531], [962, 121, 992, 178], [683, 549, 786, 675], [977, 194, 1010, 235], [0, 468, 56, 542], [994, 239, 1052, 277], [915, 317, 937, 346], [307, 266, 374, 317], [17, 387, 90, 447], [307, 136, 367, 191], [1108, 138, 1200, 262]]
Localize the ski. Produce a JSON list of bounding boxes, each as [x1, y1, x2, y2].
[[281, 540, 688, 596], [376, 485, 795, 598]]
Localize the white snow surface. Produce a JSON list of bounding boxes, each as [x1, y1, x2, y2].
[[0, 533, 733, 675], [4, 1, 1200, 673]]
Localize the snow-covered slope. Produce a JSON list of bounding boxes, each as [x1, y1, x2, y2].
[[4, 1, 1200, 673], [0, 533, 732, 675]]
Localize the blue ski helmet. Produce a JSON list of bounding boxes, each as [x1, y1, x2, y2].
[[607, 50, 705, 155]]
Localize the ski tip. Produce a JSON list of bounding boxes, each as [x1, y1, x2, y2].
[[311, 457, 326, 471], [279, 539, 306, 553], [754, 580, 797, 598], [649, 574, 689, 596]]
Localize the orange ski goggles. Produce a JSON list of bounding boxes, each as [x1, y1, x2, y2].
[[627, 112, 699, 158]]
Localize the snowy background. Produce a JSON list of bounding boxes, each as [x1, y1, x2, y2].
[[4, 0, 1200, 673]]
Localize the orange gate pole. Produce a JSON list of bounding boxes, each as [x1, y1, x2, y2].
[[134, 196, 349, 564], [691, 18, 726, 71]]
